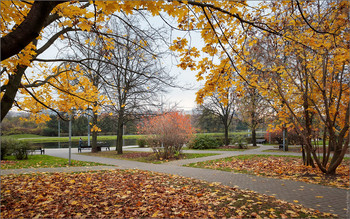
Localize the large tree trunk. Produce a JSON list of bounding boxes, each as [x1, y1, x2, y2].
[[91, 104, 98, 153], [1, 66, 26, 121], [1, 1, 62, 61], [251, 126, 257, 146], [116, 110, 124, 154], [224, 123, 230, 146], [116, 123, 123, 154]]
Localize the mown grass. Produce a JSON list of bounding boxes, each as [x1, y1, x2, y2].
[[11, 135, 146, 143], [5, 131, 267, 143], [1, 155, 107, 169], [2, 134, 42, 139], [82, 150, 219, 164]]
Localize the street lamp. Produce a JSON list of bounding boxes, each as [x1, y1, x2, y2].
[[58, 115, 61, 148], [68, 112, 72, 166], [87, 107, 91, 147]]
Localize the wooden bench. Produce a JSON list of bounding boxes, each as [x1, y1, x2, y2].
[[256, 139, 266, 144], [78, 142, 111, 153], [28, 147, 45, 155], [78, 145, 92, 153], [97, 145, 110, 151]]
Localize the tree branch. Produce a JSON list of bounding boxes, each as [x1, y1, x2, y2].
[[1, 1, 64, 61]]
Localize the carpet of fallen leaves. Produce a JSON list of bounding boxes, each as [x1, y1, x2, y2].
[[191, 155, 349, 189], [119, 152, 153, 159], [1, 170, 336, 218], [268, 147, 350, 154]]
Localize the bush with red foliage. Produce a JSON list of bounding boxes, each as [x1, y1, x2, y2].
[[137, 111, 194, 159]]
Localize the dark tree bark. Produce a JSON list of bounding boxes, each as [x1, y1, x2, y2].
[[91, 102, 99, 153], [251, 126, 257, 146], [116, 109, 125, 155], [1, 1, 63, 61], [223, 117, 230, 146], [1, 27, 74, 122], [1, 66, 26, 121]]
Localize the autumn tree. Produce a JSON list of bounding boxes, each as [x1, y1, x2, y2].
[[2, 1, 348, 175], [245, 0, 349, 173], [236, 87, 269, 146], [98, 15, 174, 154], [192, 107, 225, 133], [1, 1, 288, 121], [138, 111, 194, 159], [199, 86, 236, 146], [61, 30, 111, 152], [170, 0, 349, 174], [1, 1, 103, 122]]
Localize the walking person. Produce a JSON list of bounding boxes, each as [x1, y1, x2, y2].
[[78, 137, 83, 153]]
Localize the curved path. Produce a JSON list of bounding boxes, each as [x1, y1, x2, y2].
[[1, 145, 349, 218]]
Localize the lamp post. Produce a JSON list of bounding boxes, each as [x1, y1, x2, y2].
[[87, 108, 91, 147], [58, 116, 61, 148], [68, 113, 72, 165]]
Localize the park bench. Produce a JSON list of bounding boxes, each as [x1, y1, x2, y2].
[[256, 139, 266, 144], [234, 142, 248, 149], [28, 147, 45, 155], [78, 142, 111, 153], [78, 145, 92, 153]]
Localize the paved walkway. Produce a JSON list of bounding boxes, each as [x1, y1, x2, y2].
[[1, 145, 349, 218]]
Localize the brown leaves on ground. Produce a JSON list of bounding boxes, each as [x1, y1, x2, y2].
[[0, 160, 18, 165], [193, 155, 349, 189], [119, 152, 153, 159], [1, 170, 335, 218]]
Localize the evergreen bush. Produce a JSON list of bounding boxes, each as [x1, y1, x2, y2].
[[188, 135, 221, 149]]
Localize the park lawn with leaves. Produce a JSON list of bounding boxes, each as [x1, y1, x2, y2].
[[0, 155, 106, 169], [1, 169, 336, 218], [83, 151, 219, 164], [264, 146, 350, 154], [186, 155, 349, 189], [13, 135, 146, 143], [183, 146, 259, 151]]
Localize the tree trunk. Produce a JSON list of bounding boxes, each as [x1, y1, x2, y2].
[[1, 66, 26, 121], [116, 110, 124, 154], [306, 149, 314, 167], [1, 1, 62, 61], [252, 126, 257, 146], [91, 106, 98, 153], [283, 127, 288, 151], [301, 144, 306, 165], [116, 123, 123, 154], [224, 123, 230, 146]]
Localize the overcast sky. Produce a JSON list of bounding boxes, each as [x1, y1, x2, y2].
[[34, 1, 262, 113], [162, 1, 262, 112]]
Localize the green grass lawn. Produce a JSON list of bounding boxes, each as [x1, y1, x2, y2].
[[2, 134, 43, 139], [1, 155, 107, 169], [9, 135, 146, 143], [81, 150, 219, 164], [5, 131, 267, 143]]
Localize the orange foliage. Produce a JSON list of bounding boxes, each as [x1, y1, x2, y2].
[[138, 111, 194, 159]]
